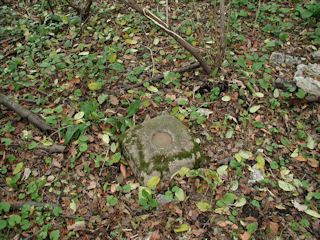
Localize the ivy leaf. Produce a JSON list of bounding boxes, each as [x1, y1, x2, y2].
[[126, 100, 141, 118], [174, 223, 190, 233], [196, 202, 212, 212], [13, 162, 24, 175], [178, 167, 190, 177], [0, 202, 11, 214], [65, 125, 82, 145], [306, 135, 315, 150], [278, 180, 296, 192], [88, 81, 101, 91], [281, 137, 292, 147], [172, 186, 185, 201], [247, 223, 258, 233], [305, 209, 320, 218], [249, 105, 261, 113], [147, 176, 160, 189], [223, 193, 237, 205]]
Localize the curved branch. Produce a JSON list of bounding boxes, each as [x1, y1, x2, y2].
[[119, 0, 212, 74]]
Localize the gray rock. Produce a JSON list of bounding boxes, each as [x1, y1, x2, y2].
[[270, 52, 301, 66], [270, 52, 285, 65], [294, 64, 320, 96], [312, 50, 320, 61], [120, 114, 206, 185], [285, 55, 301, 66], [274, 78, 296, 91]]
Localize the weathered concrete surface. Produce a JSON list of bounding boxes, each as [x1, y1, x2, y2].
[[120, 114, 205, 185]]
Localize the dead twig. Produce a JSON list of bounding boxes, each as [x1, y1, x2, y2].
[[0, 93, 53, 131], [6, 201, 58, 209], [119, 0, 212, 74]]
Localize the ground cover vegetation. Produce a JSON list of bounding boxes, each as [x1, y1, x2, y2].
[[0, 0, 319, 239]]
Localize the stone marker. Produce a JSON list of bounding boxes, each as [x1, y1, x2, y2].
[[120, 114, 205, 185]]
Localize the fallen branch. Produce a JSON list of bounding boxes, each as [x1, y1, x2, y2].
[[39, 144, 65, 153], [6, 201, 58, 209], [105, 62, 200, 94], [1, 142, 65, 153], [0, 93, 53, 131], [118, 0, 212, 74]]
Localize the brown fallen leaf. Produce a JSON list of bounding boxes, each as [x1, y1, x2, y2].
[[307, 158, 319, 168], [109, 95, 119, 105], [239, 232, 251, 240], [268, 221, 279, 236], [120, 163, 127, 179], [295, 155, 307, 162], [149, 230, 161, 240], [67, 221, 86, 231]]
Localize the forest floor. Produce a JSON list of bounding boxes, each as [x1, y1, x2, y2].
[[0, 0, 319, 239]]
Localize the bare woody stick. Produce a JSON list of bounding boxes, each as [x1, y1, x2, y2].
[[119, 0, 212, 74]]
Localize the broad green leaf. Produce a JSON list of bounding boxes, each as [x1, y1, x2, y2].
[[290, 148, 299, 158], [278, 180, 296, 192], [147, 86, 158, 93], [109, 63, 125, 73], [88, 81, 101, 91], [172, 186, 185, 201], [110, 142, 117, 153], [223, 193, 237, 205], [70, 200, 77, 212], [235, 153, 242, 162], [153, 37, 160, 45], [305, 209, 320, 218], [230, 180, 239, 191], [102, 134, 110, 144], [255, 92, 264, 98], [147, 176, 160, 189], [109, 53, 117, 63], [8, 215, 21, 227], [239, 150, 253, 159], [225, 128, 234, 138], [281, 137, 292, 147], [252, 121, 265, 128], [13, 162, 23, 175], [306, 135, 315, 150], [186, 26, 192, 36], [217, 165, 228, 177], [174, 223, 190, 233], [79, 51, 89, 56], [107, 195, 118, 206], [196, 202, 212, 212], [256, 154, 265, 174], [234, 196, 247, 207], [178, 167, 190, 177], [98, 94, 108, 104], [249, 105, 261, 113], [74, 112, 84, 120], [64, 124, 81, 145], [222, 96, 231, 102], [0, 219, 7, 230], [127, 100, 141, 117], [50, 230, 60, 240], [111, 152, 121, 163], [0, 202, 10, 214], [247, 222, 258, 233]]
